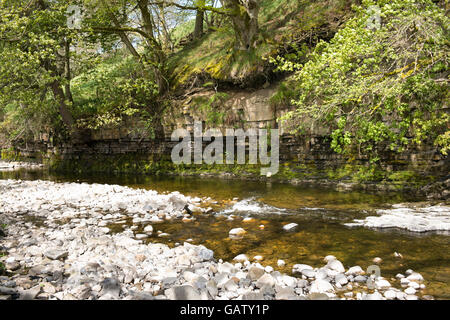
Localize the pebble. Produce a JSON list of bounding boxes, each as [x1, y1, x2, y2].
[[326, 259, 345, 273], [255, 274, 275, 288], [310, 280, 334, 294], [282, 223, 298, 232], [354, 275, 367, 283], [406, 272, 424, 282], [346, 266, 364, 275], [404, 287, 416, 295], [372, 257, 382, 264], [264, 266, 274, 273], [335, 273, 348, 286], [165, 285, 201, 300], [384, 290, 396, 300], [0, 179, 435, 301], [44, 250, 68, 261], [292, 264, 313, 274], [277, 259, 286, 267], [248, 266, 265, 281], [228, 228, 246, 237], [375, 279, 391, 289], [400, 278, 410, 285], [301, 269, 316, 278], [143, 225, 153, 234]]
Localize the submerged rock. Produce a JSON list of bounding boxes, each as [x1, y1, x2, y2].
[[229, 228, 246, 237], [282, 223, 298, 232]]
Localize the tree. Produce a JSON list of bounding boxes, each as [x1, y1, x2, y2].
[[0, 0, 81, 141], [193, 0, 205, 39], [274, 0, 449, 160], [221, 0, 260, 50], [82, 0, 170, 139]]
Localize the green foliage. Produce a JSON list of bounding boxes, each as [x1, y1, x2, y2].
[[170, 19, 196, 47], [269, 82, 296, 108], [72, 55, 159, 129], [0, 0, 73, 141], [169, 0, 319, 87], [274, 0, 449, 161], [192, 92, 230, 125]]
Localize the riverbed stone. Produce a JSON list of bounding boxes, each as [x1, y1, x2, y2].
[[242, 292, 264, 300], [282, 223, 298, 232], [18, 285, 41, 300], [408, 281, 420, 289], [292, 264, 313, 274], [233, 254, 249, 262], [310, 280, 334, 294], [217, 262, 235, 274], [277, 259, 286, 267], [326, 259, 345, 273], [229, 228, 246, 237], [0, 179, 436, 301], [143, 225, 153, 234], [165, 285, 201, 300], [101, 278, 121, 298], [384, 290, 397, 300], [0, 286, 17, 295], [346, 266, 364, 275], [276, 287, 297, 300], [354, 275, 367, 283], [255, 274, 275, 288], [404, 287, 416, 295], [301, 269, 316, 278], [406, 272, 424, 282], [44, 249, 68, 261], [375, 279, 391, 289], [248, 266, 265, 281], [335, 273, 348, 286], [206, 280, 218, 297], [362, 291, 383, 300]]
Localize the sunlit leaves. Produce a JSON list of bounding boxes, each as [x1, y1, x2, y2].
[[274, 0, 449, 160]]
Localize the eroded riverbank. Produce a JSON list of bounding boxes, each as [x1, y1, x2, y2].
[[0, 179, 449, 300]]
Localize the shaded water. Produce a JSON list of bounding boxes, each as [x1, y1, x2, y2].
[[1, 169, 449, 299]]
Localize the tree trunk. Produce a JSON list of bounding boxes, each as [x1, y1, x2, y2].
[[64, 38, 73, 103], [223, 0, 260, 50], [50, 80, 75, 132], [194, 4, 205, 39]]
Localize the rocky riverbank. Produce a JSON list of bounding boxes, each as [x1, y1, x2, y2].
[[0, 180, 434, 300]]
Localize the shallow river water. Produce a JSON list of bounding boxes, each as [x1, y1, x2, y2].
[[1, 168, 449, 299]]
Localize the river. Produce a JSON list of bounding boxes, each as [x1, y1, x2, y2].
[[0, 167, 449, 299]]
